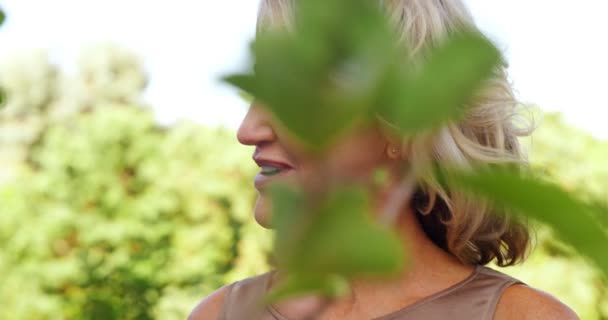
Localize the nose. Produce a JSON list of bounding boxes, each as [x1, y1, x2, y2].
[[237, 103, 276, 146]]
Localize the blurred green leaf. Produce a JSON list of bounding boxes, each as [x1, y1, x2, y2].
[[378, 31, 501, 133], [224, 0, 400, 151], [269, 185, 406, 300], [0, 8, 5, 27], [447, 168, 608, 275], [225, 0, 500, 150], [238, 90, 254, 104], [264, 273, 349, 304]]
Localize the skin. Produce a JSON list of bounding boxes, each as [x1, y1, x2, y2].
[[189, 103, 578, 320]]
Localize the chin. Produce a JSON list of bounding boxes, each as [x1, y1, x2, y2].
[[254, 196, 273, 228]]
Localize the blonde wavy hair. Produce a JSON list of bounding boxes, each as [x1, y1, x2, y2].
[[257, 0, 532, 267]]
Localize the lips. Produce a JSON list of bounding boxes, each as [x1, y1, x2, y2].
[[260, 165, 282, 176], [254, 159, 292, 170], [252, 157, 294, 189]]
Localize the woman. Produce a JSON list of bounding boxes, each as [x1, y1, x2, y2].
[[191, 0, 578, 319]]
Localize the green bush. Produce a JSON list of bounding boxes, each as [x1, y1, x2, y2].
[[0, 44, 272, 319], [0, 104, 272, 319]]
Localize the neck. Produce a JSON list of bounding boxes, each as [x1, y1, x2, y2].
[[348, 206, 473, 297], [313, 208, 471, 319], [271, 186, 476, 319], [368, 173, 472, 288], [399, 206, 470, 276]]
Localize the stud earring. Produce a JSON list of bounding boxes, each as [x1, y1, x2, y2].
[[387, 145, 400, 159]]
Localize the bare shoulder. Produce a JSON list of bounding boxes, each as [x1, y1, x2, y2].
[[494, 284, 579, 320], [188, 285, 232, 320]]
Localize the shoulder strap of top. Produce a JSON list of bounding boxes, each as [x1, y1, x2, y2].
[[218, 267, 524, 320], [378, 266, 525, 320], [218, 272, 274, 320], [475, 267, 525, 319]]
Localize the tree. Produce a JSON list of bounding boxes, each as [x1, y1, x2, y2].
[[0, 46, 271, 320]]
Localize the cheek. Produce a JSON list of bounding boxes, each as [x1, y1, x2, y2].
[[283, 130, 389, 190], [326, 132, 388, 181]]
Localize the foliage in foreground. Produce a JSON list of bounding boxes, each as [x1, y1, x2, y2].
[[0, 2, 607, 318], [225, 0, 608, 304]]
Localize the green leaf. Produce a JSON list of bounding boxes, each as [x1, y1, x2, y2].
[[238, 90, 254, 104], [269, 185, 406, 299], [223, 75, 257, 97], [0, 8, 5, 27], [298, 187, 406, 276], [223, 0, 400, 151], [270, 185, 310, 267], [264, 273, 349, 304], [447, 168, 608, 274], [379, 31, 501, 133]]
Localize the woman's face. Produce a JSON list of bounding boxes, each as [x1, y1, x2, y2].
[[237, 103, 399, 227]]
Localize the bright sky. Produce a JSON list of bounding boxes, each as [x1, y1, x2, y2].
[[0, 0, 607, 139]]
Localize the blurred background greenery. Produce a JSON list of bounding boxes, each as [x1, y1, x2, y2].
[[1, 2, 608, 318], [0, 46, 275, 319], [0, 43, 606, 320]]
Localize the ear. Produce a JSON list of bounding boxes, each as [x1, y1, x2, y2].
[[385, 144, 401, 160]]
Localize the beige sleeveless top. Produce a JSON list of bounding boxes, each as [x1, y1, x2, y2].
[[217, 266, 523, 320]]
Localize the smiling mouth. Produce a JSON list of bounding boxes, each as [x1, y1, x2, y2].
[[253, 161, 293, 190], [260, 165, 283, 176], [252, 155, 294, 189]]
